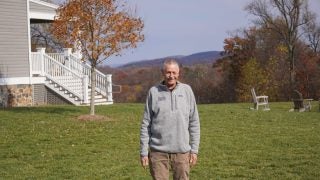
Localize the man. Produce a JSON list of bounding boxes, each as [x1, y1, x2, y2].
[[140, 59, 200, 180]]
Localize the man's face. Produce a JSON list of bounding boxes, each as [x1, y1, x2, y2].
[[163, 63, 179, 88]]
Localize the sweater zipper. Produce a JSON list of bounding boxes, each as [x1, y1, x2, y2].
[[170, 90, 177, 111], [171, 91, 173, 111]]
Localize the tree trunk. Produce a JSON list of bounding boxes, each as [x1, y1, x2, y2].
[[289, 45, 296, 90], [90, 66, 96, 115]]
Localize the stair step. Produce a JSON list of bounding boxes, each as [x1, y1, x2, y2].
[[86, 98, 107, 103], [94, 98, 108, 103], [45, 77, 111, 106], [88, 90, 100, 94], [94, 101, 113, 105], [88, 95, 104, 99]]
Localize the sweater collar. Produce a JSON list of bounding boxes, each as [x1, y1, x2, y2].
[[159, 81, 181, 91]]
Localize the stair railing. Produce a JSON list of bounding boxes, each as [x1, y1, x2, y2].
[[32, 48, 89, 104], [43, 54, 89, 104], [36, 48, 112, 102], [69, 54, 110, 98], [48, 48, 112, 102]]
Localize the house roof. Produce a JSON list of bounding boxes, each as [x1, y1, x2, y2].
[[29, 0, 59, 21]]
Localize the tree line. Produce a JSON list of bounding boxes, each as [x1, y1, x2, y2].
[[100, 0, 320, 104], [32, 0, 320, 104]]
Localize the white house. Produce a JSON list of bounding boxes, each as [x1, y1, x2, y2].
[[0, 0, 113, 107]]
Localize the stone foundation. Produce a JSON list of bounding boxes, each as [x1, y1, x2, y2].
[[0, 84, 33, 107]]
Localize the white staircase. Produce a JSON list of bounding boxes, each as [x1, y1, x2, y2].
[[31, 48, 113, 106], [45, 78, 82, 105], [88, 89, 112, 105]]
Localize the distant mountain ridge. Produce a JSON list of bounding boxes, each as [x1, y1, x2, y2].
[[118, 51, 224, 68]]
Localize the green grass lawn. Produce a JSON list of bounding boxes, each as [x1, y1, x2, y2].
[[1, 102, 319, 179]]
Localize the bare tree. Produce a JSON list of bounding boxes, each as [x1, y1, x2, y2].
[[245, 0, 314, 89], [31, 23, 63, 52], [303, 16, 320, 54]]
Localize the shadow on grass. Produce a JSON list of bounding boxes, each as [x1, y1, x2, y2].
[[2, 105, 86, 115]]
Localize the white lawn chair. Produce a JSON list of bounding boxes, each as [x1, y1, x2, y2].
[[250, 88, 270, 110]]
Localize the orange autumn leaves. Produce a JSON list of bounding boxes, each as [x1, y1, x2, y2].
[[51, 0, 144, 65]]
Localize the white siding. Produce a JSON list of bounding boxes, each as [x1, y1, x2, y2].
[[0, 0, 30, 78]]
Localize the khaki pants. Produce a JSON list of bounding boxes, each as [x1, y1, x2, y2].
[[149, 151, 190, 180]]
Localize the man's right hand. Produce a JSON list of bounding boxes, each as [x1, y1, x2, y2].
[[140, 156, 149, 169]]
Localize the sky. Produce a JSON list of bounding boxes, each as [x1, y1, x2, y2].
[[53, 0, 320, 66], [108, 0, 254, 66]]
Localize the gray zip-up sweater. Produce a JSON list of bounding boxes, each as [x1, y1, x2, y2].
[[140, 81, 200, 157]]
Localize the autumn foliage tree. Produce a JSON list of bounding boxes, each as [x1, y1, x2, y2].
[[236, 58, 269, 102], [225, 25, 320, 101], [52, 0, 144, 115], [222, 28, 258, 101], [245, 0, 315, 90]]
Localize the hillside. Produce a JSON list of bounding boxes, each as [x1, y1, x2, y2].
[[118, 51, 224, 68]]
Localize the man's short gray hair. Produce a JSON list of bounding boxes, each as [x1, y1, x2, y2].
[[162, 59, 180, 72]]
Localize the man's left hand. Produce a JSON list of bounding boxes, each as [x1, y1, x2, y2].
[[189, 153, 198, 166]]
